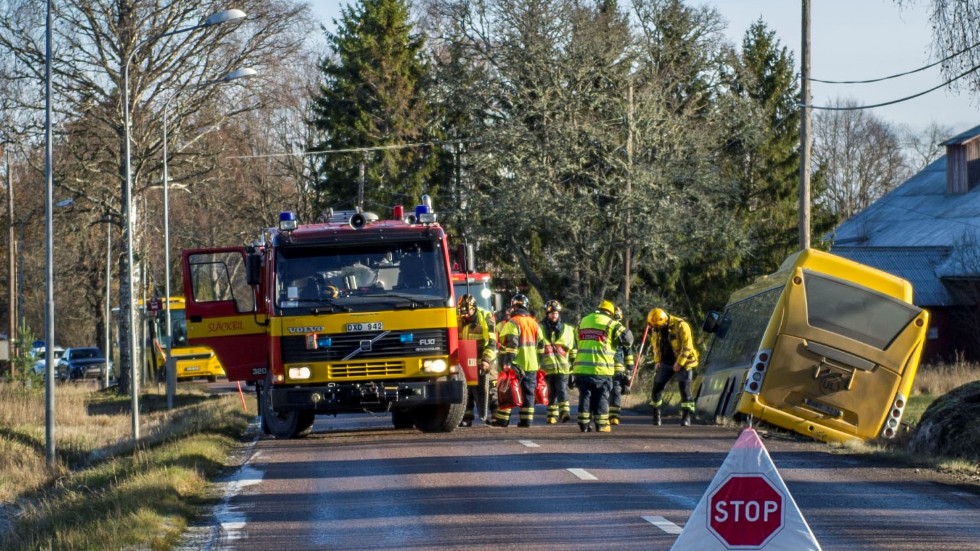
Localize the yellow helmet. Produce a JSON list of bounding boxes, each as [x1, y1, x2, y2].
[[647, 308, 668, 328], [598, 299, 615, 315], [458, 294, 477, 315]]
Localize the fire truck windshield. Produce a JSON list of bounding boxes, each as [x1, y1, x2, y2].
[[276, 240, 449, 310]]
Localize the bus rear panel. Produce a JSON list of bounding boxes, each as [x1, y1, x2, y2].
[[695, 249, 929, 443]]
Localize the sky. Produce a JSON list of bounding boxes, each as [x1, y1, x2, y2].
[[311, 0, 980, 136]]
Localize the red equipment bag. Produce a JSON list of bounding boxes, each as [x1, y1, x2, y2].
[[534, 369, 548, 405], [497, 367, 523, 409]]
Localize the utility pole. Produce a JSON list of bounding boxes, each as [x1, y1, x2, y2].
[[799, 0, 812, 250], [624, 81, 634, 324], [5, 147, 14, 372]]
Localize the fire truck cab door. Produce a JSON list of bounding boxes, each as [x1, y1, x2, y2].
[[182, 247, 268, 382]]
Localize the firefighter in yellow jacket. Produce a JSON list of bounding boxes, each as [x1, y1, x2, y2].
[[540, 299, 576, 424], [458, 294, 498, 427], [608, 306, 635, 425], [647, 308, 700, 426], [492, 294, 545, 427], [572, 299, 633, 433]]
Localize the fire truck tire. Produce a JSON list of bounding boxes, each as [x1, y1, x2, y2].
[[261, 377, 313, 439], [391, 408, 416, 429], [412, 400, 466, 433]]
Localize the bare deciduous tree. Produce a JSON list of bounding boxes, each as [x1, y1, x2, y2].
[[813, 97, 911, 222]]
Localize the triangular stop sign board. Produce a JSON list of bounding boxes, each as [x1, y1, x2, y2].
[[670, 428, 822, 551]]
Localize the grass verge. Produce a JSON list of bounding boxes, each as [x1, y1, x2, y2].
[[0, 380, 256, 550]]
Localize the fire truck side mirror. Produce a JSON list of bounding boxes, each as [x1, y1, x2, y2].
[[246, 253, 262, 286]]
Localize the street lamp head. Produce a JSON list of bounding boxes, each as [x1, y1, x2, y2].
[[220, 68, 258, 82], [203, 9, 247, 27]]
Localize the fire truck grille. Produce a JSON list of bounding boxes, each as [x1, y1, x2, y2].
[[328, 361, 404, 379], [280, 328, 449, 366]]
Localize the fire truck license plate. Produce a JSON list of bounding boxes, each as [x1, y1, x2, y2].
[[346, 322, 383, 332]]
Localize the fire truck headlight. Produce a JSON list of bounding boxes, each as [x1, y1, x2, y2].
[[288, 366, 311, 379], [422, 359, 447, 374]]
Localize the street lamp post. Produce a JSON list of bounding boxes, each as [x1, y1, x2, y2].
[[162, 67, 257, 409], [121, 8, 246, 441]]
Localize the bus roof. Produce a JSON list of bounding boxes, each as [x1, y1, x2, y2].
[[729, 249, 913, 306]]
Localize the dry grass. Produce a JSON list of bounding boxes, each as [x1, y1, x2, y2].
[[913, 360, 980, 396], [0, 380, 256, 550]]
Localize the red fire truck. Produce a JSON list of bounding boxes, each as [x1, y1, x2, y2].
[[180, 196, 473, 438]]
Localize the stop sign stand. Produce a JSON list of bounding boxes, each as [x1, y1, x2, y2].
[[670, 428, 822, 550]]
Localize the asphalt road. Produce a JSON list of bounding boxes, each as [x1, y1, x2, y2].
[[182, 400, 980, 551]]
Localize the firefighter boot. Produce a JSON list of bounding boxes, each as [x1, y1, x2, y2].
[[653, 408, 662, 426], [681, 409, 692, 427]]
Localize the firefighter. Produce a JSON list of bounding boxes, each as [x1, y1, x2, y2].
[[608, 306, 635, 426], [572, 299, 633, 433], [458, 294, 498, 427], [492, 294, 545, 428], [647, 307, 700, 426], [540, 299, 576, 424]]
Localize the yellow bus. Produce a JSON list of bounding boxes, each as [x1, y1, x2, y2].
[[694, 249, 929, 443], [145, 296, 226, 383]]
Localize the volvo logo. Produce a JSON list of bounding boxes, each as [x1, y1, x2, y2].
[[288, 326, 324, 334]]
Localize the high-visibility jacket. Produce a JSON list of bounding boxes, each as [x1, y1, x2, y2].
[[653, 316, 699, 370], [460, 307, 497, 364], [614, 344, 635, 373], [572, 311, 629, 377], [498, 310, 544, 371], [540, 319, 576, 374]]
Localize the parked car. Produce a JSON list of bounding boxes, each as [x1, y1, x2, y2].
[[57, 347, 109, 381], [31, 346, 66, 376]]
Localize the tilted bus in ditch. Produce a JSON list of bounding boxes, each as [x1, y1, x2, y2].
[[694, 249, 929, 443], [180, 196, 472, 438]]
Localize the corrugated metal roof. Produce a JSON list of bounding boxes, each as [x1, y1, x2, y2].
[[941, 124, 980, 146], [830, 156, 980, 248], [831, 247, 957, 306]]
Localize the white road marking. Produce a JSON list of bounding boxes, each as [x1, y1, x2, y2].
[[643, 515, 683, 534], [567, 468, 598, 480], [518, 440, 540, 448]]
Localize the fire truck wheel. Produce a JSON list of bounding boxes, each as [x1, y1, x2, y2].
[[392, 408, 416, 429], [412, 399, 466, 433], [261, 377, 313, 439]]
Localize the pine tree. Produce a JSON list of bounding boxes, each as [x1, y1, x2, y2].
[[726, 20, 800, 274], [310, 0, 441, 215]]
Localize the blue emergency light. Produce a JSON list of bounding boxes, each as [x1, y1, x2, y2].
[[399, 333, 414, 344], [278, 211, 298, 231]]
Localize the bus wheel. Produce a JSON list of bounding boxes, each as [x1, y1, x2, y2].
[[261, 377, 308, 439]]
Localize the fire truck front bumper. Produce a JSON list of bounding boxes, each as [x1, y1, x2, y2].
[[269, 378, 466, 413]]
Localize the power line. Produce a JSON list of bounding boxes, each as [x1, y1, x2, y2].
[[804, 63, 980, 111], [811, 39, 980, 84], [226, 139, 467, 160]]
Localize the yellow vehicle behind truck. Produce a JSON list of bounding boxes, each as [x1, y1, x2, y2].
[[145, 296, 226, 383]]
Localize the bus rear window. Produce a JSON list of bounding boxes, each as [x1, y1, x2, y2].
[[803, 271, 920, 349]]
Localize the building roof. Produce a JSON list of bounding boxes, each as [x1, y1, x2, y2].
[[830, 124, 980, 307]]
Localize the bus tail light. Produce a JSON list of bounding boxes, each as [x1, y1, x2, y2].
[[880, 393, 907, 439], [743, 348, 772, 395]]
